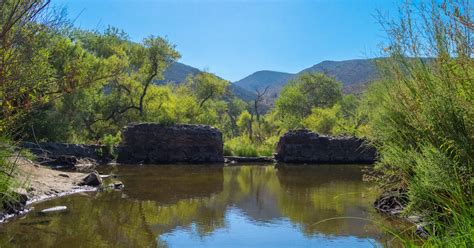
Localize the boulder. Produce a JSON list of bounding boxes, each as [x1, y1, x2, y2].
[[373, 189, 408, 215], [79, 171, 102, 186], [274, 130, 376, 164], [117, 123, 224, 164]]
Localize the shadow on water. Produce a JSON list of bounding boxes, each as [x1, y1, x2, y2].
[[0, 164, 407, 247], [110, 165, 224, 203]]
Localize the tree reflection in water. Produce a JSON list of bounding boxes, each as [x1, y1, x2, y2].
[[0, 164, 402, 247]]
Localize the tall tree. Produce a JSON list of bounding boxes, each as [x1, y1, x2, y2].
[[185, 72, 229, 109], [275, 72, 342, 130]]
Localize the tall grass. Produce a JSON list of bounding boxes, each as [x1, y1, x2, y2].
[[366, 0, 473, 245], [0, 136, 20, 211]]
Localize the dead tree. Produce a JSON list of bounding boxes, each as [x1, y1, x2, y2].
[[253, 86, 270, 125]]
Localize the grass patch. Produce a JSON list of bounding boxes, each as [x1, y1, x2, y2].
[[224, 136, 277, 157]]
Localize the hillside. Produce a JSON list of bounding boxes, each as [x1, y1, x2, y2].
[[300, 59, 379, 88], [161, 59, 383, 104], [159, 62, 257, 101], [161, 62, 201, 83], [234, 58, 382, 98], [233, 70, 294, 92]]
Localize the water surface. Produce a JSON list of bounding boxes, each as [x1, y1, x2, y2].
[[0, 164, 400, 247]]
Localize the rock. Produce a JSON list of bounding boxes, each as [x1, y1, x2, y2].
[[415, 222, 430, 239], [274, 130, 377, 164], [74, 158, 97, 172], [373, 189, 408, 215], [407, 215, 423, 223], [112, 181, 124, 189], [58, 173, 69, 178], [117, 123, 224, 164], [79, 171, 102, 186], [108, 181, 125, 190], [40, 206, 67, 214]]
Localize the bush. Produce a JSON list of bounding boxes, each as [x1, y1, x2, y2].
[[100, 132, 122, 159], [224, 136, 277, 157]]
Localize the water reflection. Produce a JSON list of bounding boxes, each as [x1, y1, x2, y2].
[[0, 164, 396, 247]]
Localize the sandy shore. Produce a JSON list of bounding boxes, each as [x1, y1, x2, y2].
[[0, 157, 97, 223]]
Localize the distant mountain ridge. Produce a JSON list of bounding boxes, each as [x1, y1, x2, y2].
[[301, 59, 379, 88], [234, 58, 382, 97], [158, 62, 257, 101], [234, 70, 294, 92], [160, 58, 383, 104]]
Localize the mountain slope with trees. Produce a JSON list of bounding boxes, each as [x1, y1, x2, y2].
[[233, 70, 294, 95], [159, 62, 256, 101], [234, 58, 382, 100]]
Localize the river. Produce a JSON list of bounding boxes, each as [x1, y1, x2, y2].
[[0, 164, 406, 247]]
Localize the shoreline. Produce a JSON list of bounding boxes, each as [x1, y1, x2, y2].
[[0, 157, 101, 223], [0, 187, 97, 224]]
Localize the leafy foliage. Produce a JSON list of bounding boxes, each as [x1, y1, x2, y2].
[[275, 72, 343, 131]]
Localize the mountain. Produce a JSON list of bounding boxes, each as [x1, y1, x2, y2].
[[161, 58, 382, 105], [233, 70, 294, 93], [300, 59, 379, 91], [234, 58, 382, 98], [161, 62, 201, 83], [158, 62, 257, 101]]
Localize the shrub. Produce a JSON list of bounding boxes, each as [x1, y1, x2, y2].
[[100, 132, 122, 159], [224, 136, 277, 157]]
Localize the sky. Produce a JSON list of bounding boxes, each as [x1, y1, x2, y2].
[[52, 0, 401, 81]]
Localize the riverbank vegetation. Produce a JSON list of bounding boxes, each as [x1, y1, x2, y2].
[[366, 1, 473, 245], [0, 0, 472, 245]]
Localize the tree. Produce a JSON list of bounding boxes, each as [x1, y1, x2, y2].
[[253, 86, 269, 125], [226, 97, 247, 137], [302, 105, 341, 135], [25, 29, 180, 141], [0, 0, 66, 134], [237, 110, 253, 140], [275, 72, 342, 130], [185, 72, 228, 108]]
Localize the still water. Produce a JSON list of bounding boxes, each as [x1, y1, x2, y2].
[[0, 164, 401, 247]]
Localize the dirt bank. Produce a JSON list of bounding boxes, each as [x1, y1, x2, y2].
[[1, 157, 97, 222]]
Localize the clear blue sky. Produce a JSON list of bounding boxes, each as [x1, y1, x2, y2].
[[52, 0, 400, 81]]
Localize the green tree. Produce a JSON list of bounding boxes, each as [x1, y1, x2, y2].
[[185, 72, 229, 108], [275, 72, 342, 130], [237, 110, 253, 140], [302, 105, 341, 135], [25, 29, 180, 142]]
